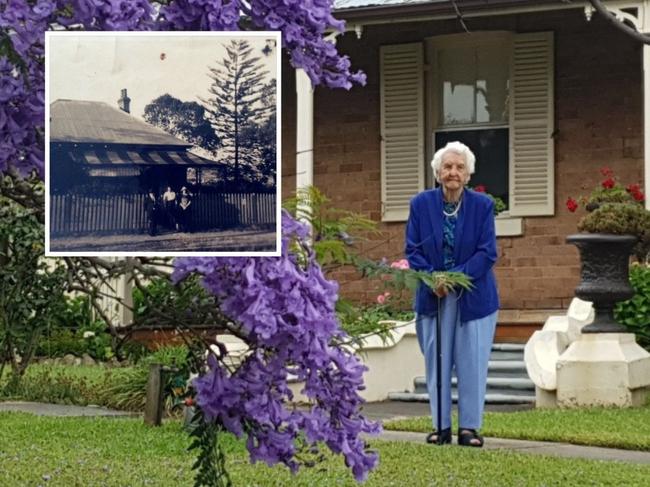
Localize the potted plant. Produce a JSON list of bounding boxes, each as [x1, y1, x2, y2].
[[565, 167, 649, 333]]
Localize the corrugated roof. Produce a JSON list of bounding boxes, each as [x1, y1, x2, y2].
[[334, 0, 437, 9], [50, 99, 191, 147]]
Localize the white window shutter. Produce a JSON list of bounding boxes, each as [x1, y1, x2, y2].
[[380, 43, 425, 222], [509, 32, 555, 217]]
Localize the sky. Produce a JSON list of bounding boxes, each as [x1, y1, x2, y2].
[[47, 33, 278, 121]]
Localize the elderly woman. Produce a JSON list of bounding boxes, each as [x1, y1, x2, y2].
[[405, 141, 499, 447]]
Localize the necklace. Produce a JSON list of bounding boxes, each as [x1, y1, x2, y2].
[[442, 197, 462, 218]]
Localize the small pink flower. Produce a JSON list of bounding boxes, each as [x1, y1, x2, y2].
[[474, 185, 487, 193], [390, 259, 409, 270], [376, 291, 391, 304]]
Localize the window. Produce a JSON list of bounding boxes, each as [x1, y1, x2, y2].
[[380, 32, 554, 225], [428, 33, 510, 206]]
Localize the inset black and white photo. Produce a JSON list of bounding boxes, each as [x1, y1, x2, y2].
[[45, 32, 280, 256]]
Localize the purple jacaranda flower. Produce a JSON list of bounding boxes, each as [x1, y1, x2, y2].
[[173, 211, 381, 481]]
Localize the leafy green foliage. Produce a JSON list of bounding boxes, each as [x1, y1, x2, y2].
[[101, 345, 192, 412], [188, 408, 232, 487], [0, 366, 98, 405], [36, 300, 114, 361], [337, 305, 414, 349], [132, 274, 221, 330], [615, 264, 650, 350], [1, 344, 193, 413], [36, 320, 114, 362], [356, 259, 472, 296], [143, 94, 220, 153], [578, 203, 650, 261], [203, 39, 272, 187], [283, 186, 377, 270], [0, 195, 68, 382], [569, 168, 649, 261]]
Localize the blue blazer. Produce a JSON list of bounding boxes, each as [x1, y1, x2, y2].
[[405, 188, 499, 321]]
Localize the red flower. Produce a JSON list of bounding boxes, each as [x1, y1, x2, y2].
[[474, 185, 486, 193], [601, 177, 615, 189], [566, 197, 579, 213], [184, 397, 195, 407], [600, 167, 614, 178]]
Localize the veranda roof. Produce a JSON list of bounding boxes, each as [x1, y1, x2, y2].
[[71, 147, 221, 167], [334, 0, 563, 16]]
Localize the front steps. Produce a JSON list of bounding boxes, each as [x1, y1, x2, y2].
[[387, 343, 536, 404]]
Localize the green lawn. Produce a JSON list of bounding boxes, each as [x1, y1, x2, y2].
[[385, 404, 650, 451], [2, 413, 650, 486]]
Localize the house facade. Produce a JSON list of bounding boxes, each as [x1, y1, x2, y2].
[[281, 0, 647, 341]]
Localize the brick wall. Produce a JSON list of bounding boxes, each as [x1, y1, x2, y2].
[[281, 9, 643, 324]]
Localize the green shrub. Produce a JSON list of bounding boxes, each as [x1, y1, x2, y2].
[[51, 295, 96, 329], [1, 367, 98, 406], [99, 345, 192, 412], [118, 339, 150, 363], [615, 263, 650, 350], [37, 318, 114, 361], [35, 328, 86, 357], [97, 367, 149, 411], [36, 295, 114, 361]]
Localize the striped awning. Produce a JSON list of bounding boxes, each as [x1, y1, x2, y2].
[[87, 167, 142, 177], [72, 148, 222, 167]]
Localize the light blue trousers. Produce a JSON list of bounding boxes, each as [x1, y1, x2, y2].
[[415, 293, 497, 431]]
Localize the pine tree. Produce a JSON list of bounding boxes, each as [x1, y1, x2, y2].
[[202, 40, 270, 186]]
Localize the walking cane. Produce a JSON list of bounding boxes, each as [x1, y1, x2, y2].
[[436, 293, 443, 444]]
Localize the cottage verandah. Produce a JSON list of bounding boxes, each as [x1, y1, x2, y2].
[[280, 0, 648, 342]]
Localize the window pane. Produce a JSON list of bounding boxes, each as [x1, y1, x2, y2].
[[476, 45, 509, 124], [438, 47, 475, 126], [434, 128, 509, 208], [436, 41, 509, 126]]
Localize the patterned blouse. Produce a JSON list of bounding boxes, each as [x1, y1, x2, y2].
[[442, 201, 458, 271]]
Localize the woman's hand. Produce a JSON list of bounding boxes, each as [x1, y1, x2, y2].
[[433, 285, 448, 298]]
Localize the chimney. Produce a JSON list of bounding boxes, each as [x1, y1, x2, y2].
[[118, 88, 131, 113]]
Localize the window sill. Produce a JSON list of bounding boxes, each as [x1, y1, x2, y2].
[[496, 215, 523, 237]]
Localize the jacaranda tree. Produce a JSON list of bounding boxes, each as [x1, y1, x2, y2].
[[0, 1, 380, 484]]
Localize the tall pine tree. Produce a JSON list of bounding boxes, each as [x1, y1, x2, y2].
[[203, 40, 271, 186]]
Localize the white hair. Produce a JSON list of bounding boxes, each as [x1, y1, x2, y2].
[[430, 141, 476, 183]]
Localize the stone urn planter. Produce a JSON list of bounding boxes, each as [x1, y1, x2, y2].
[[565, 233, 636, 333], [556, 233, 650, 408]]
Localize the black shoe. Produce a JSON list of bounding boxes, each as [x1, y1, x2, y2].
[[426, 428, 452, 445], [457, 428, 484, 447]]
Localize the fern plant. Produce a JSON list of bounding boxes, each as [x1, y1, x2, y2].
[[283, 186, 377, 270]]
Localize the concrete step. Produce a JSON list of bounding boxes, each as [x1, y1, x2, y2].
[[491, 343, 525, 352], [388, 391, 535, 404], [490, 350, 525, 361], [413, 376, 534, 395]]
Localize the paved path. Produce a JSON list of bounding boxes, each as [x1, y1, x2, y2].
[[374, 430, 650, 465], [49, 228, 276, 252], [0, 401, 137, 417], [3, 400, 649, 465]]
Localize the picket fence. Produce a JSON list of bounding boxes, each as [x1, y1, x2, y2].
[[50, 192, 276, 236]]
